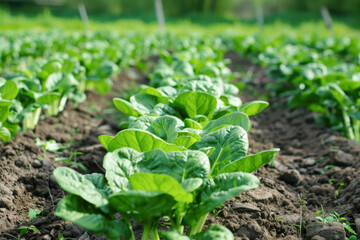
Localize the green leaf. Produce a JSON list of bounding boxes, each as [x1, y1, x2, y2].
[[0, 80, 18, 100], [130, 173, 193, 203], [238, 101, 269, 116], [0, 127, 11, 142], [37, 92, 61, 104], [202, 112, 250, 134], [129, 115, 157, 130], [107, 129, 184, 152], [301, 63, 327, 80], [159, 229, 190, 240], [131, 93, 159, 112], [55, 195, 129, 240], [184, 118, 202, 130], [98, 135, 115, 150], [139, 149, 210, 183], [148, 116, 184, 143], [178, 81, 222, 98], [173, 136, 198, 148], [193, 225, 234, 240], [219, 149, 280, 174], [349, 112, 360, 120], [327, 83, 353, 108], [181, 178, 203, 193], [140, 87, 163, 98], [194, 126, 248, 175], [160, 225, 234, 240], [103, 148, 142, 192], [153, 103, 177, 116], [184, 172, 259, 228], [220, 95, 242, 108], [173, 92, 217, 119], [109, 190, 176, 223], [29, 209, 42, 219], [53, 167, 110, 208], [113, 98, 142, 117]]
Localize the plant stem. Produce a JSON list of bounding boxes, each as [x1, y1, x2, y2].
[[342, 111, 354, 140], [141, 223, 151, 240], [122, 214, 135, 240], [353, 119, 360, 144], [189, 213, 208, 236], [46, 99, 59, 116], [210, 149, 223, 176], [141, 221, 159, 240]]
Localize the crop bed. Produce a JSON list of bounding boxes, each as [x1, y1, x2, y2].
[[0, 51, 359, 240]]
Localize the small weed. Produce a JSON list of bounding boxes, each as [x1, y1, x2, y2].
[[297, 195, 307, 237], [328, 178, 336, 184], [35, 138, 71, 161], [18, 225, 40, 239], [335, 183, 345, 198], [58, 232, 75, 240], [315, 208, 357, 236], [329, 145, 339, 151], [29, 209, 42, 219], [55, 150, 87, 173]]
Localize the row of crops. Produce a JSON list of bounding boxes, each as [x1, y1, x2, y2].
[[232, 35, 360, 143], [0, 31, 359, 239]]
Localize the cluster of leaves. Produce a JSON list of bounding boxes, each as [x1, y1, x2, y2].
[[232, 34, 360, 143], [54, 39, 279, 239], [0, 31, 171, 143]]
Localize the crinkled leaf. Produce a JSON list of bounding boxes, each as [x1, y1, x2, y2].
[[103, 148, 142, 192], [107, 129, 183, 152], [53, 167, 110, 208], [194, 126, 248, 175], [55, 195, 129, 240], [109, 190, 176, 223], [138, 149, 210, 182], [173, 92, 217, 119], [148, 116, 184, 143], [184, 172, 259, 228], [130, 173, 193, 202]]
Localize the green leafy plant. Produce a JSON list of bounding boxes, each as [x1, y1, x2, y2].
[[18, 225, 40, 239], [28, 209, 42, 219], [315, 209, 357, 235], [55, 150, 87, 173]]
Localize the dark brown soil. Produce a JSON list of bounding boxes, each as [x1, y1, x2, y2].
[[0, 55, 359, 240]]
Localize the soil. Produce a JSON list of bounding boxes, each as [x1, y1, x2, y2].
[[0, 54, 359, 240]]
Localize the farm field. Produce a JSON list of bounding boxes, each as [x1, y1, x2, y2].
[[1, 5, 360, 240]]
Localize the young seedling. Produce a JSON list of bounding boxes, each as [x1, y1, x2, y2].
[[29, 209, 42, 219], [35, 138, 71, 161], [55, 150, 87, 173], [58, 232, 75, 240], [18, 225, 40, 239], [315, 208, 357, 236], [297, 195, 307, 237], [335, 183, 345, 198]]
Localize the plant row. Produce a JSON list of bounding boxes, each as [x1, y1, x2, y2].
[[0, 32, 170, 142], [53, 41, 279, 239], [232, 35, 360, 143]]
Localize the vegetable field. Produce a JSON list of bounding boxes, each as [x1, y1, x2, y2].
[[1, 23, 360, 240]]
